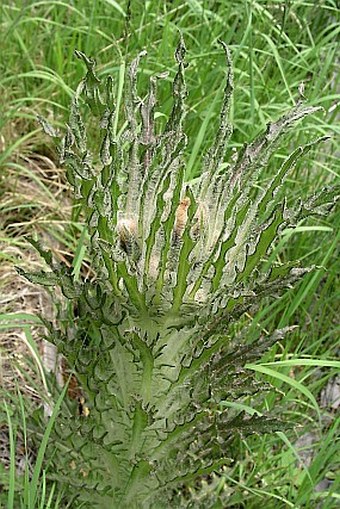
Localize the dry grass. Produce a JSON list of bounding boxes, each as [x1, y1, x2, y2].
[[0, 123, 72, 477]]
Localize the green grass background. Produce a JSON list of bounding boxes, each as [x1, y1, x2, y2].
[[0, 1, 339, 507]]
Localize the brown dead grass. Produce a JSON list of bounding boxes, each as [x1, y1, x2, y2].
[[0, 121, 72, 475]]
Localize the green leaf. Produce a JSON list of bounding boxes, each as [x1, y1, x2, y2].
[[25, 236, 54, 267], [36, 115, 59, 138], [171, 187, 198, 311], [237, 203, 285, 282], [15, 267, 59, 287], [74, 50, 106, 117], [246, 364, 321, 419]]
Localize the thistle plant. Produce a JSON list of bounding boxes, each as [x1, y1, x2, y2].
[[18, 38, 338, 508]]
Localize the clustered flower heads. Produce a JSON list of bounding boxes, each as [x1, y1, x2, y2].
[[19, 38, 338, 508]]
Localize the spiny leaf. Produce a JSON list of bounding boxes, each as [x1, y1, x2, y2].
[[164, 35, 187, 147], [25, 236, 53, 267], [236, 203, 285, 283], [15, 267, 59, 287], [36, 115, 59, 138], [199, 40, 234, 199], [225, 412, 291, 434], [171, 187, 199, 311], [74, 50, 106, 117]]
